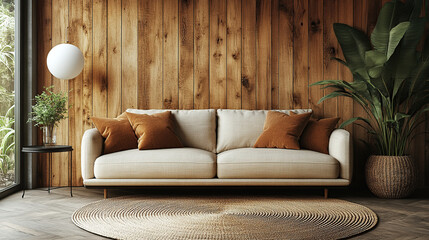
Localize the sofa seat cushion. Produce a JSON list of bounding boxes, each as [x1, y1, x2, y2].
[[217, 148, 339, 179], [94, 148, 216, 179]]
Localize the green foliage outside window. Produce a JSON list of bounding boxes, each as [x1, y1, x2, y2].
[[0, 1, 14, 112], [0, 104, 14, 176], [0, 0, 15, 186]]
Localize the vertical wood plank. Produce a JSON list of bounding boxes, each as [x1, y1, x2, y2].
[[278, 0, 294, 109], [179, 0, 194, 109], [361, 0, 368, 33], [226, 0, 242, 109], [367, 0, 381, 34], [52, 0, 69, 187], [121, 0, 138, 111], [256, 0, 271, 110], [107, 0, 122, 117], [271, 0, 279, 109], [241, 0, 257, 110], [163, 0, 180, 109], [82, 0, 93, 130], [338, 0, 354, 132], [209, 0, 227, 109], [293, 0, 308, 109], [36, 0, 52, 187], [322, 0, 338, 118], [69, 0, 83, 186], [353, 0, 363, 31], [308, 0, 324, 118], [137, 0, 145, 109], [194, 0, 210, 109], [139, 0, 163, 109], [80, 0, 93, 186], [93, 0, 107, 117]]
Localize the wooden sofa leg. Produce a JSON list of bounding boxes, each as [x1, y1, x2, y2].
[[104, 188, 108, 199], [324, 188, 328, 199]]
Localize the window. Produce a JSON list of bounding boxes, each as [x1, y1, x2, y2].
[[0, 0, 15, 193]]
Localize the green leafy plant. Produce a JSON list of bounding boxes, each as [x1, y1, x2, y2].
[[28, 86, 69, 127], [0, 2, 15, 89], [312, 0, 428, 156], [0, 104, 14, 176], [0, 85, 13, 106]]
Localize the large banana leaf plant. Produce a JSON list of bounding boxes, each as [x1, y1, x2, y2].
[[312, 0, 429, 156]]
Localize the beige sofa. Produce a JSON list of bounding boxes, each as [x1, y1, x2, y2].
[[81, 109, 352, 197]]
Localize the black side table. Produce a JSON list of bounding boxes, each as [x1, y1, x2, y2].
[[22, 145, 73, 198]]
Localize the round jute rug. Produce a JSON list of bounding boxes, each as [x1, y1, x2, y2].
[[71, 196, 378, 240]]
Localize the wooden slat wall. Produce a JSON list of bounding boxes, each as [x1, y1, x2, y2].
[[93, 0, 107, 118], [278, 0, 294, 110], [36, 0, 429, 187], [226, 0, 242, 109], [209, 0, 227, 109], [139, 0, 163, 109], [179, 0, 194, 109], [121, 0, 138, 110], [256, 0, 271, 110], [338, 0, 354, 134], [293, 0, 308, 109], [323, 0, 338, 119], [164, 0, 180, 109], [194, 0, 210, 109], [241, 0, 257, 109], [308, 0, 323, 118], [107, 0, 122, 118]]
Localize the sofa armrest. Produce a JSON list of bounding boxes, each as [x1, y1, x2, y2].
[[329, 129, 353, 181], [81, 128, 103, 180]]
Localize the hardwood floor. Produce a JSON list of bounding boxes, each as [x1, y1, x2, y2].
[[0, 187, 428, 239]]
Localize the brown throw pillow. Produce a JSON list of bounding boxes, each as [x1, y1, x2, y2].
[[91, 114, 138, 154], [126, 111, 183, 150], [254, 111, 312, 149], [300, 117, 340, 154], [116, 111, 128, 120]]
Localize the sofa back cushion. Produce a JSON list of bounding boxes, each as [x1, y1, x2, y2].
[[126, 109, 216, 152], [216, 109, 312, 153]]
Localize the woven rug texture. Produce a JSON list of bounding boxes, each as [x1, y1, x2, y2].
[[72, 196, 378, 240]]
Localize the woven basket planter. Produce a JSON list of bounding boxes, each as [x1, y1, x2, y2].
[[365, 155, 416, 198]]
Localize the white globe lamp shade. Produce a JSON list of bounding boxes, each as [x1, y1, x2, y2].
[[47, 43, 84, 80]]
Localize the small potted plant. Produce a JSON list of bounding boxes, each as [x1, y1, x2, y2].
[[28, 86, 69, 146], [312, 0, 428, 198]]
